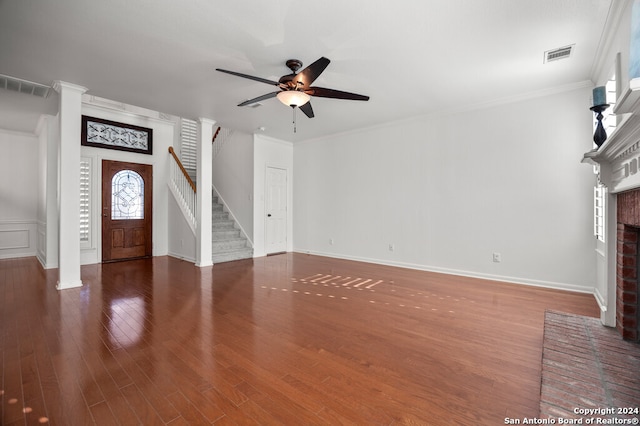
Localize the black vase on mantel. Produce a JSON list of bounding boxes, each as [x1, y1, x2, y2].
[[590, 104, 609, 148]]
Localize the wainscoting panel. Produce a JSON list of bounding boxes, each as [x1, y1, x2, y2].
[[0, 220, 37, 259]]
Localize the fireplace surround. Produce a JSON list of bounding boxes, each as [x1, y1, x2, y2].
[[583, 78, 640, 340]]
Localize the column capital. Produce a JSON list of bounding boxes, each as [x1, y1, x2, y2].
[[198, 117, 217, 126], [52, 80, 88, 94]]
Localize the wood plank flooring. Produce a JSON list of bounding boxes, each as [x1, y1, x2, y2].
[[1, 254, 600, 425]]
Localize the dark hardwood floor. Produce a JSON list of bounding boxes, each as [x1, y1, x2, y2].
[[1, 254, 599, 425]]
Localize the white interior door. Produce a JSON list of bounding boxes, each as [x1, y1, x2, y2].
[[265, 166, 287, 254]]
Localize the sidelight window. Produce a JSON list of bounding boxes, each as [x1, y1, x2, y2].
[[80, 158, 91, 245], [594, 184, 606, 242]]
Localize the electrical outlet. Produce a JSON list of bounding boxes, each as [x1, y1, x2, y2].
[[389, 244, 395, 252], [329, 238, 334, 245], [492, 252, 501, 263]]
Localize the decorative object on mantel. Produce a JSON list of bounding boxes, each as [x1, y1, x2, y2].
[[81, 115, 153, 154], [590, 86, 609, 148]]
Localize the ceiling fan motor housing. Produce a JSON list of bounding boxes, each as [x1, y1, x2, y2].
[[279, 59, 304, 90], [285, 59, 303, 73]]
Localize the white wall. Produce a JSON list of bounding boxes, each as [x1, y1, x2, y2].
[[212, 130, 254, 242], [79, 102, 176, 265], [0, 129, 39, 259], [253, 134, 293, 257], [294, 86, 597, 292]]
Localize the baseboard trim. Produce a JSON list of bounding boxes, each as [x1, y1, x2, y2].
[[593, 287, 608, 312], [294, 249, 595, 295], [167, 252, 196, 264]]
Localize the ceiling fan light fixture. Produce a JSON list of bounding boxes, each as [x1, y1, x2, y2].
[[277, 90, 310, 107]]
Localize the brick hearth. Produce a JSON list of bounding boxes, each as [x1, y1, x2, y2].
[[539, 311, 640, 421]]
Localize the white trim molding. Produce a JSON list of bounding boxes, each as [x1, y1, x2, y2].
[[0, 220, 38, 259], [295, 249, 596, 295]]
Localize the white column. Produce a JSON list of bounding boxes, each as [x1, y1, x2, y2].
[[53, 81, 87, 289], [195, 118, 215, 267]]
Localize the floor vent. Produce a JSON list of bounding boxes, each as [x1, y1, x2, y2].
[[544, 45, 574, 63], [0, 74, 52, 98]]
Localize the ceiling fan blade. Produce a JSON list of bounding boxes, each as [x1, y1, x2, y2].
[[216, 68, 280, 86], [293, 57, 330, 88], [237, 91, 280, 106], [306, 86, 370, 101], [299, 101, 314, 118]]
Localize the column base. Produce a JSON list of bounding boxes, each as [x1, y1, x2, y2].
[[56, 280, 83, 290]]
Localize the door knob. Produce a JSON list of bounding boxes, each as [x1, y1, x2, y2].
[[267, 214, 272, 217]]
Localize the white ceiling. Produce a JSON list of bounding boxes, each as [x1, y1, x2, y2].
[[0, 0, 613, 142]]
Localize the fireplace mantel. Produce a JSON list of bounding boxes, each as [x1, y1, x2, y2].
[[583, 80, 640, 193]]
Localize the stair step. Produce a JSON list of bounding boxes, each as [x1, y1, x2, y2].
[[212, 212, 229, 220], [212, 237, 248, 250], [212, 247, 253, 263], [212, 229, 241, 240], [212, 220, 235, 229]]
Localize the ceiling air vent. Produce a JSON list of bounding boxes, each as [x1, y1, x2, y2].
[[544, 45, 574, 63], [0, 74, 52, 98]]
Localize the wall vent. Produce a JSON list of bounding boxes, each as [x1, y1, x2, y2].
[[0, 74, 52, 98], [544, 45, 574, 63]]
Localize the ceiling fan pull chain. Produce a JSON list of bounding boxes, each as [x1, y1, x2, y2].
[[292, 105, 297, 133]]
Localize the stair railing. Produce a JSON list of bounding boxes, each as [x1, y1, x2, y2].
[[168, 146, 196, 229], [212, 126, 233, 159]]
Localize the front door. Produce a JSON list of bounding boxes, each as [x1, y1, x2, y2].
[[265, 166, 287, 254], [102, 160, 153, 262]]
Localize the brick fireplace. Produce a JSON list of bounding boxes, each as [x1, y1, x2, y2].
[[616, 190, 640, 341], [582, 69, 640, 340]]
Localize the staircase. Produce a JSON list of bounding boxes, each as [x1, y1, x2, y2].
[[170, 118, 253, 264], [211, 193, 253, 263]]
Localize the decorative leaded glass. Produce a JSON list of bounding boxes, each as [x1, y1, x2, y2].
[[112, 170, 144, 220], [87, 120, 149, 150], [81, 116, 152, 154]]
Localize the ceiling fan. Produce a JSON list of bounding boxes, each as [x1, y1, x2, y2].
[[216, 57, 369, 119]]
